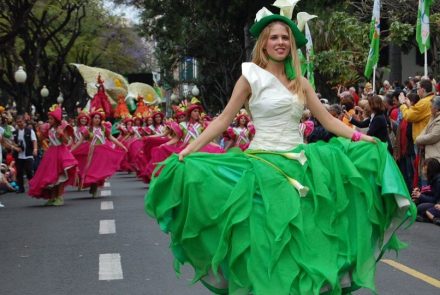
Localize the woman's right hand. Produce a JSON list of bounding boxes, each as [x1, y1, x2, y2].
[[178, 146, 194, 161]]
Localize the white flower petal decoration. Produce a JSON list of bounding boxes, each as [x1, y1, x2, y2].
[[255, 7, 274, 22], [297, 12, 318, 32], [272, 0, 301, 20], [288, 177, 309, 197], [282, 150, 307, 166]]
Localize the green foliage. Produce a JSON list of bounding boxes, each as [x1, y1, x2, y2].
[[139, 0, 260, 111], [388, 21, 414, 48], [312, 11, 369, 87]]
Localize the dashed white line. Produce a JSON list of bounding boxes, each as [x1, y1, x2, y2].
[[100, 190, 112, 197], [104, 182, 111, 188], [99, 220, 116, 235], [99, 253, 123, 280], [100, 201, 114, 210]]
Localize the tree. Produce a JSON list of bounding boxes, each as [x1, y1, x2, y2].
[[0, 0, 87, 115], [0, 0, 151, 117], [135, 0, 285, 112]]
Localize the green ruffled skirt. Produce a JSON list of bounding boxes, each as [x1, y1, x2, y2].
[[145, 138, 416, 295]]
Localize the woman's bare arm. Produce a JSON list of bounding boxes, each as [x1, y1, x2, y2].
[[302, 77, 375, 143]]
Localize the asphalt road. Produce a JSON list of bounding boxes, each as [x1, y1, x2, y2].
[[0, 173, 439, 295]]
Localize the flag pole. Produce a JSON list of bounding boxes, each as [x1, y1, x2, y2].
[[424, 50, 428, 77], [373, 65, 377, 94]]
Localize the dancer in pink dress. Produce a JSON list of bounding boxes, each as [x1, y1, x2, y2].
[[143, 100, 224, 182], [76, 108, 127, 197], [226, 112, 255, 151], [28, 105, 78, 206], [138, 107, 170, 181], [70, 111, 91, 186], [128, 115, 149, 174], [118, 116, 136, 173], [148, 106, 166, 135]]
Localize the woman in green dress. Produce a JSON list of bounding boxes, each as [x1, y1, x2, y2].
[[146, 8, 416, 295]]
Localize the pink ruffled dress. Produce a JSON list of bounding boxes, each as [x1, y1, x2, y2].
[[119, 126, 136, 172], [29, 127, 78, 199], [126, 126, 148, 173], [137, 124, 169, 180], [71, 126, 91, 185], [81, 126, 126, 188]]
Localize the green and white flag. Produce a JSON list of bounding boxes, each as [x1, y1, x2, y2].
[[416, 0, 432, 54], [304, 22, 315, 89], [364, 0, 380, 79]]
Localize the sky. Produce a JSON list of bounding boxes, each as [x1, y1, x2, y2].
[[103, 1, 141, 24]]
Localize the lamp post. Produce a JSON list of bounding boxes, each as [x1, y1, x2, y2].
[[57, 91, 64, 106], [40, 85, 49, 115], [191, 85, 200, 97], [40, 85, 49, 98], [14, 66, 27, 114]]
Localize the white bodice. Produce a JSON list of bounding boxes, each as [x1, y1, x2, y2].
[[242, 62, 304, 151]]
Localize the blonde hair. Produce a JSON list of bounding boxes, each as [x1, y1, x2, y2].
[[251, 21, 305, 102]]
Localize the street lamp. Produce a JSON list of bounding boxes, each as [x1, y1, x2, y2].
[[14, 66, 27, 114], [191, 85, 200, 97], [57, 92, 64, 105], [40, 85, 49, 98], [14, 66, 27, 83], [40, 85, 49, 115]]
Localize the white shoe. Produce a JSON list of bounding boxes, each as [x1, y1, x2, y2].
[[0, 202, 5, 208]]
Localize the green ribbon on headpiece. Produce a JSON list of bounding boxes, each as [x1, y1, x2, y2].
[[268, 54, 297, 80]]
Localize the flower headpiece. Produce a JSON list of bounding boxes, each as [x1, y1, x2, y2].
[[122, 114, 133, 124], [48, 104, 62, 122], [77, 109, 90, 125], [171, 104, 186, 117], [186, 97, 203, 114], [134, 112, 143, 122], [151, 105, 164, 119], [250, 1, 307, 80], [235, 109, 250, 125], [90, 107, 106, 121], [250, 1, 306, 47]]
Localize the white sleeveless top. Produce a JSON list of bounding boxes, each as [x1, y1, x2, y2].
[[242, 62, 304, 151]]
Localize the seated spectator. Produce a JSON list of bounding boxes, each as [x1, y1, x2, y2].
[[412, 158, 440, 224], [0, 163, 18, 193], [426, 202, 440, 225]]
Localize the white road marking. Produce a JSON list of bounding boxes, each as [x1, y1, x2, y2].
[[99, 220, 116, 235], [100, 201, 114, 210], [99, 253, 123, 280], [100, 190, 111, 197], [104, 182, 111, 188]]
